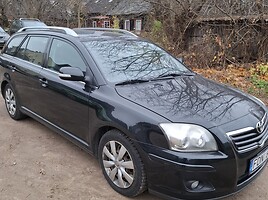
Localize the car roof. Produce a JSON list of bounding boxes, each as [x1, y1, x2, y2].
[[15, 27, 141, 41]]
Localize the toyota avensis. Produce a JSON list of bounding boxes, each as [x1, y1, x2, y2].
[[0, 27, 267, 200]]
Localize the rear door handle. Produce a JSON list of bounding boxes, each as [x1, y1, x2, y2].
[[6, 65, 16, 72], [39, 78, 48, 88], [11, 66, 16, 72]]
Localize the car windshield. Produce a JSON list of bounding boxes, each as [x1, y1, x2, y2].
[[83, 40, 191, 83], [22, 21, 47, 27]]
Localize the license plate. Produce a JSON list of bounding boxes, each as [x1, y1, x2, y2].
[[249, 148, 268, 173]]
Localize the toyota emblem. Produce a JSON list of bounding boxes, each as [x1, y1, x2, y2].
[[256, 113, 267, 133]]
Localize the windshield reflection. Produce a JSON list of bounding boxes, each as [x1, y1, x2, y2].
[[84, 40, 190, 83]]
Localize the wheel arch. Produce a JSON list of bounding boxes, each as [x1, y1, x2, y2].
[[92, 126, 113, 157], [92, 125, 132, 158], [1, 80, 8, 98]]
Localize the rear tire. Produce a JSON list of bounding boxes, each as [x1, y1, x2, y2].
[[4, 84, 25, 120], [98, 130, 147, 197]]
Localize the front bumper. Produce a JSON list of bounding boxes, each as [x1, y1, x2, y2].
[[137, 141, 268, 200]]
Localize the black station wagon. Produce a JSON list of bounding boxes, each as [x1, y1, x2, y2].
[[0, 27, 267, 200]]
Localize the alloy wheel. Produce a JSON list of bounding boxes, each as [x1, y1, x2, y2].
[[5, 88, 16, 116], [102, 140, 135, 188]]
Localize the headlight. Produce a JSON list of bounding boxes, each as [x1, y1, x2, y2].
[[159, 123, 218, 152]]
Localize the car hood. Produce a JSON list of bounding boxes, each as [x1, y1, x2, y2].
[[115, 75, 266, 130]]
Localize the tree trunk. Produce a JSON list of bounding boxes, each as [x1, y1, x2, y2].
[[78, 3, 81, 28]]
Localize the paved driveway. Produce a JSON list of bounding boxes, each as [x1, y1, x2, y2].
[[0, 97, 267, 200]]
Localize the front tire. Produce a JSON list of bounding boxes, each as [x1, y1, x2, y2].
[[4, 84, 25, 120], [98, 130, 147, 197]]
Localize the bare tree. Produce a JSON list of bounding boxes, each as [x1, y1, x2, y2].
[[0, 0, 88, 28], [8, 0, 52, 18], [145, 0, 268, 66], [61, 0, 87, 27], [146, 0, 207, 51], [0, 0, 12, 27]]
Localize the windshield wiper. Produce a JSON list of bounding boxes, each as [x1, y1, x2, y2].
[[115, 79, 149, 86], [156, 72, 195, 79]]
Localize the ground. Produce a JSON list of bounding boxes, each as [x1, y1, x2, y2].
[[0, 92, 268, 200]]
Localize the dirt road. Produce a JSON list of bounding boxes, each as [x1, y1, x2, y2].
[[0, 97, 267, 200]]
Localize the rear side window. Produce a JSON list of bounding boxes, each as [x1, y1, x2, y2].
[[16, 36, 49, 66], [24, 37, 49, 66], [16, 37, 29, 60], [5, 35, 25, 56]]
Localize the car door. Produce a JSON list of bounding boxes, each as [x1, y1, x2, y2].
[[1, 35, 49, 113], [38, 38, 89, 144]]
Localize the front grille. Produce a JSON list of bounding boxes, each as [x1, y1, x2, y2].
[[227, 114, 268, 153]]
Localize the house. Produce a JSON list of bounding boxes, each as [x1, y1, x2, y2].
[[186, 0, 268, 62], [107, 0, 151, 32], [86, 0, 119, 28], [85, 0, 151, 33]]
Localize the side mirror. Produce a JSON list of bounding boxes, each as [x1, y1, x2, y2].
[[59, 67, 85, 81]]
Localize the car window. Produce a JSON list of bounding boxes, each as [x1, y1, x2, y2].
[[11, 21, 16, 27], [5, 35, 25, 56], [16, 37, 29, 60], [47, 39, 86, 72], [23, 36, 49, 66], [22, 21, 46, 27], [12, 20, 19, 29]]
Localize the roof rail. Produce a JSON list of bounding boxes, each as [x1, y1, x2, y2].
[[19, 18, 40, 21], [17, 26, 78, 37], [73, 28, 138, 37]]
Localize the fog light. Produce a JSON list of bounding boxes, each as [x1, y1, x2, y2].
[[185, 180, 215, 192], [191, 181, 199, 189]]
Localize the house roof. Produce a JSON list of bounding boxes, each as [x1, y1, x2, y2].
[[86, 0, 151, 16], [107, 0, 151, 15], [86, 0, 120, 15], [90, 15, 110, 19], [198, 0, 268, 21]]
